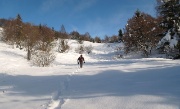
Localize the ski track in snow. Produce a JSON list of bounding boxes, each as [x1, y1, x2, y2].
[[45, 66, 80, 109]]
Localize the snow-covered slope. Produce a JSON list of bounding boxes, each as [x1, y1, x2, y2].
[[0, 35, 180, 109]]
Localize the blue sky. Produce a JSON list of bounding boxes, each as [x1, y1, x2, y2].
[[0, 0, 156, 38]]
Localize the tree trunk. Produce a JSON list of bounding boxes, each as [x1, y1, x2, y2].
[[27, 46, 31, 60]]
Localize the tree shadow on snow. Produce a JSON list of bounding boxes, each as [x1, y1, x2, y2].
[[0, 64, 180, 106], [67, 66, 180, 106], [0, 50, 24, 58]]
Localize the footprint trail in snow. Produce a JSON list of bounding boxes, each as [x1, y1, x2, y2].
[[46, 67, 80, 109]]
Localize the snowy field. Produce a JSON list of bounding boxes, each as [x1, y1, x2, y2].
[[0, 38, 180, 109]]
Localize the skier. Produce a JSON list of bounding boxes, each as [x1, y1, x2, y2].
[[77, 55, 85, 68]]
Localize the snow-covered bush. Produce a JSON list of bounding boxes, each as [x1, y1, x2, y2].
[[84, 45, 93, 54], [77, 39, 84, 44], [156, 0, 180, 58], [31, 50, 56, 67], [157, 31, 179, 58], [0, 28, 3, 41], [157, 31, 178, 49], [58, 39, 69, 53], [115, 46, 124, 58], [75, 45, 84, 54]]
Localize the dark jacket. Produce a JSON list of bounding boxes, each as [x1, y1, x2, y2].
[[78, 55, 85, 63]]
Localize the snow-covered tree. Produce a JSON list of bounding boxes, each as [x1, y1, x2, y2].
[[31, 24, 56, 66], [156, 0, 180, 55], [123, 10, 162, 57], [32, 50, 56, 67]]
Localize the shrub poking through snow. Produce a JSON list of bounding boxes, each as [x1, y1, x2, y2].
[[31, 50, 56, 67], [58, 39, 69, 53], [84, 45, 93, 54], [75, 45, 84, 54], [115, 46, 124, 58]]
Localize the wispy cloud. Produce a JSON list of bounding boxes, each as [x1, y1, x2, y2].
[[81, 11, 124, 37], [41, 0, 97, 13], [40, 0, 67, 12], [68, 18, 106, 37], [81, 18, 110, 37], [73, 0, 97, 13]]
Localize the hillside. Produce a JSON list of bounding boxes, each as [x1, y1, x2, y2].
[[0, 34, 180, 109]]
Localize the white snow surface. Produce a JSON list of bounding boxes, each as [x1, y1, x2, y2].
[[0, 38, 180, 109]]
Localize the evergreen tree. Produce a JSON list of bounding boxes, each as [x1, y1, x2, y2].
[[118, 29, 123, 42], [157, 0, 180, 32], [156, 0, 180, 54]]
